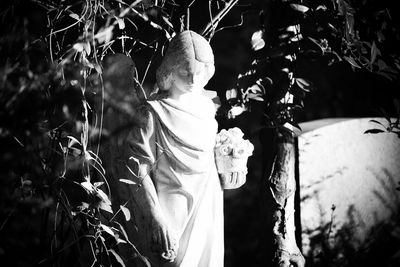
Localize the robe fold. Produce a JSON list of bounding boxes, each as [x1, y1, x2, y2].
[[128, 93, 223, 267]]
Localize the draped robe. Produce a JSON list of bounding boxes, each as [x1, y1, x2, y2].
[[127, 93, 223, 267]]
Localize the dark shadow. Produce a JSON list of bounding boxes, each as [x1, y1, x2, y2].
[[302, 168, 400, 267]]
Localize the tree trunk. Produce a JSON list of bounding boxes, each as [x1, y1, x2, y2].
[[267, 131, 305, 267]]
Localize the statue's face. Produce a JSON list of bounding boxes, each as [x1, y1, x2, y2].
[[171, 60, 209, 93]]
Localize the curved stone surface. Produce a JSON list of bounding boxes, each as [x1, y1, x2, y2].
[[298, 117, 400, 265]]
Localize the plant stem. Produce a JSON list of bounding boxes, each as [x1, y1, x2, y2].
[[201, 0, 238, 38]]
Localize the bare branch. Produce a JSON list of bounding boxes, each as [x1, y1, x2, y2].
[[213, 10, 247, 35], [201, 0, 238, 39], [128, 6, 172, 39]]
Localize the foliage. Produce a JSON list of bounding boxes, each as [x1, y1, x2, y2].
[[364, 98, 400, 137], [224, 0, 400, 134], [0, 0, 242, 266]]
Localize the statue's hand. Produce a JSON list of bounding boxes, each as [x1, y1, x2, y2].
[[149, 214, 179, 262], [274, 247, 305, 267], [219, 171, 247, 190], [273, 235, 305, 267]]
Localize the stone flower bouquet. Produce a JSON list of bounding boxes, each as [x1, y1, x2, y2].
[[214, 127, 254, 189]]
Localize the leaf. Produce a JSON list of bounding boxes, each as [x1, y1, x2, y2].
[[262, 77, 273, 87], [116, 238, 127, 244], [82, 57, 95, 69], [69, 13, 80, 21], [67, 135, 81, 148], [140, 256, 152, 267], [73, 43, 85, 52], [115, 222, 150, 266], [109, 249, 126, 267], [94, 64, 102, 74], [251, 30, 265, 51], [295, 78, 312, 92], [94, 26, 114, 44], [99, 202, 113, 214], [290, 3, 309, 13], [344, 56, 361, 68], [22, 179, 32, 186], [81, 181, 94, 192], [283, 103, 303, 109], [162, 16, 174, 29], [370, 41, 378, 65], [119, 179, 137, 185], [295, 78, 310, 87], [287, 121, 302, 131], [226, 88, 238, 100], [291, 34, 303, 42], [94, 182, 104, 188], [125, 165, 138, 178], [279, 33, 291, 40], [96, 188, 111, 205], [78, 202, 89, 210], [87, 150, 103, 164], [248, 84, 262, 94], [100, 223, 115, 237], [327, 23, 338, 32], [316, 5, 327, 11], [228, 106, 245, 118], [128, 156, 140, 168], [369, 119, 385, 127], [120, 205, 131, 221], [115, 222, 132, 245], [364, 129, 385, 134], [83, 42, 91, 56], [247, 93, 264, 101], [117, 18, 125, 30]]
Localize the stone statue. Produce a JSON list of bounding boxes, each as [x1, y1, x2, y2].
[[124, 30, 247, 266]]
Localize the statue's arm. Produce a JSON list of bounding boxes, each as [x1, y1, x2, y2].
[[125, 108, 178, 262], [132, 163, 178, 262]]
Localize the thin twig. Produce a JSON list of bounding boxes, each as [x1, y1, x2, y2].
[[213, 10, 247, 35], [0, 206, 16, 232], [186, 7, 190, 30], [126, 4, 171, 39], [201, 0, 239, 38], [327, 204, 336, 240], [141, 42, 159, 85], [188, 0, 197, 7], [207, 0, 214, 37], [89, 240, 97, 267], [117, 0, 143, 18], [46, 3, 89, 37], [109, 200, 129, 222]]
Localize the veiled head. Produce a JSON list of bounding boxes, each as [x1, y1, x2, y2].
[[156, 30, 215, 93]]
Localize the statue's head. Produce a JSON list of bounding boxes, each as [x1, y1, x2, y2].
[[156, 30, 215, 93]]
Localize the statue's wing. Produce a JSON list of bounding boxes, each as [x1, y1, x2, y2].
[[101, 53, 147, 137], [103, 53, 146, 111]]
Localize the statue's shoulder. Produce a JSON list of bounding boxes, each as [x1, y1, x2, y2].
[[135, 103, 154, 128]]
